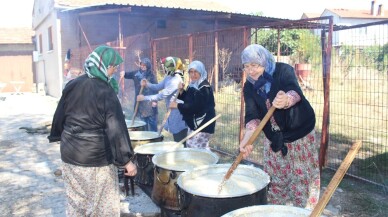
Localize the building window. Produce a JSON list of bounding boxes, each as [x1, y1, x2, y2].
[[39, 34, 43, 53], [48, 26, 53, 51]]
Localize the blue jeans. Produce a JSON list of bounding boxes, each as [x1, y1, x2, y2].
[[141, 111, 158, 132]]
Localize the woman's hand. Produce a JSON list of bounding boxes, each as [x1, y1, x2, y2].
[[137, 94, 145, 101], [140, 79, 148, 87], [124, 161, 137, 177], [169, 101, 178, 109], [178, 82, 185, 91], [239, 129, 254, 159], [120, 71, 125, 79], [273, 90, 289, 109]]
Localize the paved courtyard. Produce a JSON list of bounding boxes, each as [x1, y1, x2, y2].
[[0, 93, 160, 217]]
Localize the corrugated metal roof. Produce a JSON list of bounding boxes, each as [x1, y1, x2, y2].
[[326, 8, 388, 19], [0, 28, 34, 44], [55, 0, 235, 13]]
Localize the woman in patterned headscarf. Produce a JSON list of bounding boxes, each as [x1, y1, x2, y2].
[[137, 56, 188, 143], [169, 60, 216, 149], [48, 45, 137, 216], [238, 44, 320, 209]]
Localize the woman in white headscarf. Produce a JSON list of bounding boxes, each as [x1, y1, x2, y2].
[[170, 60, 216, 149], [238, 44, 320, 209]]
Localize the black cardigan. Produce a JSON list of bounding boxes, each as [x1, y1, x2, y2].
[[177, 80, 216, 134], [243, 62, 315, 142], [48, 74, 134, 167]]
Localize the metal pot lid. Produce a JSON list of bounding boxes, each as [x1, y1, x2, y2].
[[177, 164, 270, 198], [125, 120, 146, 128], [134, 141, 183, 155], [220, 205, 324, 217], [128, 131, 162, 141], [152, 148, 219, 172]]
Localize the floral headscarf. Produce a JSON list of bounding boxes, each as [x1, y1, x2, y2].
[[241, 44, 276, 96], [161, 56, 184, 79], [84, 45, 123, 93], [188, 60, 207, 90]]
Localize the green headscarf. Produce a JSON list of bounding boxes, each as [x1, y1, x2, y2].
[[84, 45, 123, 93]]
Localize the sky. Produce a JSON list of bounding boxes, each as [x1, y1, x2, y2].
[[0, 0, 387, 28]]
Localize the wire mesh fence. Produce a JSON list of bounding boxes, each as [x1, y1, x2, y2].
[[69, 17, 387, 189], [328, 20, 388, 188]]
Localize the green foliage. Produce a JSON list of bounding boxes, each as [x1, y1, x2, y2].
[[253, 28, 300, 55], [338, 43, 388, 73], [363, 43, 388, 72], [253, 28, 321, 64]]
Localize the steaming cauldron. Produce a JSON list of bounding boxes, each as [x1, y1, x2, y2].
[[128, 131, 163, 150], [221, 205, 325, 217], [151, 148, 219, 211], [133, 141, 183, 186], [125, 119, 147, 131], [176, 164, 270, 217]]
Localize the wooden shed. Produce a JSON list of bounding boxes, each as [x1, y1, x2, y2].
[[0, 28, 34, 94]]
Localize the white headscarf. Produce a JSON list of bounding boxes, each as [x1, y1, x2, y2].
[[188, 60, 207, 90], [241, 44, 276, 93]]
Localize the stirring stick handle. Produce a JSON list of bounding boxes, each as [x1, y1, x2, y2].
[[131, 86, 144, 126], [309, 140, 362, 217], [222, 106, 276, 182], [158, 86, 182, 136], [177, 114, 222, 145], [158, 109, 171, 135]]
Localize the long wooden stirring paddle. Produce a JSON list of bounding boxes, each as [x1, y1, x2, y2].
[[309, 140, 362, 217], [131, 85, 144, 126], [158, 87, 182, 136], [158, 107, 172, 136], [176, 114, 222, 146], [218, 106, 276, 194]]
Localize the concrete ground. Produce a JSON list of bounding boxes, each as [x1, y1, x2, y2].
[[0, 93, 160, 217]]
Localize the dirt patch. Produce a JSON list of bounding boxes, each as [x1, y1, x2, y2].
[[320, 170, 388, 217]]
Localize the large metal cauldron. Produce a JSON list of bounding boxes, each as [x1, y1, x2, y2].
[[221, 205, 325, 217], [125, 119, 147, 131], [128, 131, 163, 150], [133, 141, 184, 186], [176, 164, 270, 217], [151, 148, 219, 211]]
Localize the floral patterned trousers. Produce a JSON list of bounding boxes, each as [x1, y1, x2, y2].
[[62, 162, 120, 217], [186, 129, 212, 149], [263, 130, 320, 209]]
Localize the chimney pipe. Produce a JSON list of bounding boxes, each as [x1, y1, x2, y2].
[[371, 0, 376, 15], [378, 4, 384, 16]]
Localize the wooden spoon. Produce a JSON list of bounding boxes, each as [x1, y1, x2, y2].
[[309, 140, 362, 217], [218, 106, 276, 194], [131, 85, 144, 126], [176, 114, 222, 146], [158, 86, 183, 136]]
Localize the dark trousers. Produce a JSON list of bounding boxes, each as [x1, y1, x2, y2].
[[173, 128, 188, 147], [141, 113, 158, 132]]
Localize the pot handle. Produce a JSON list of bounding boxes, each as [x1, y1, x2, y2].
[[135, 155, 151, 169], [176, 182, 186, 210], [155, 167, 174, 185]]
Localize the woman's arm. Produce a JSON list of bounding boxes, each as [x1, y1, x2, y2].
[[104, 92, 134, 166], [145, 76, 180, 102]]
